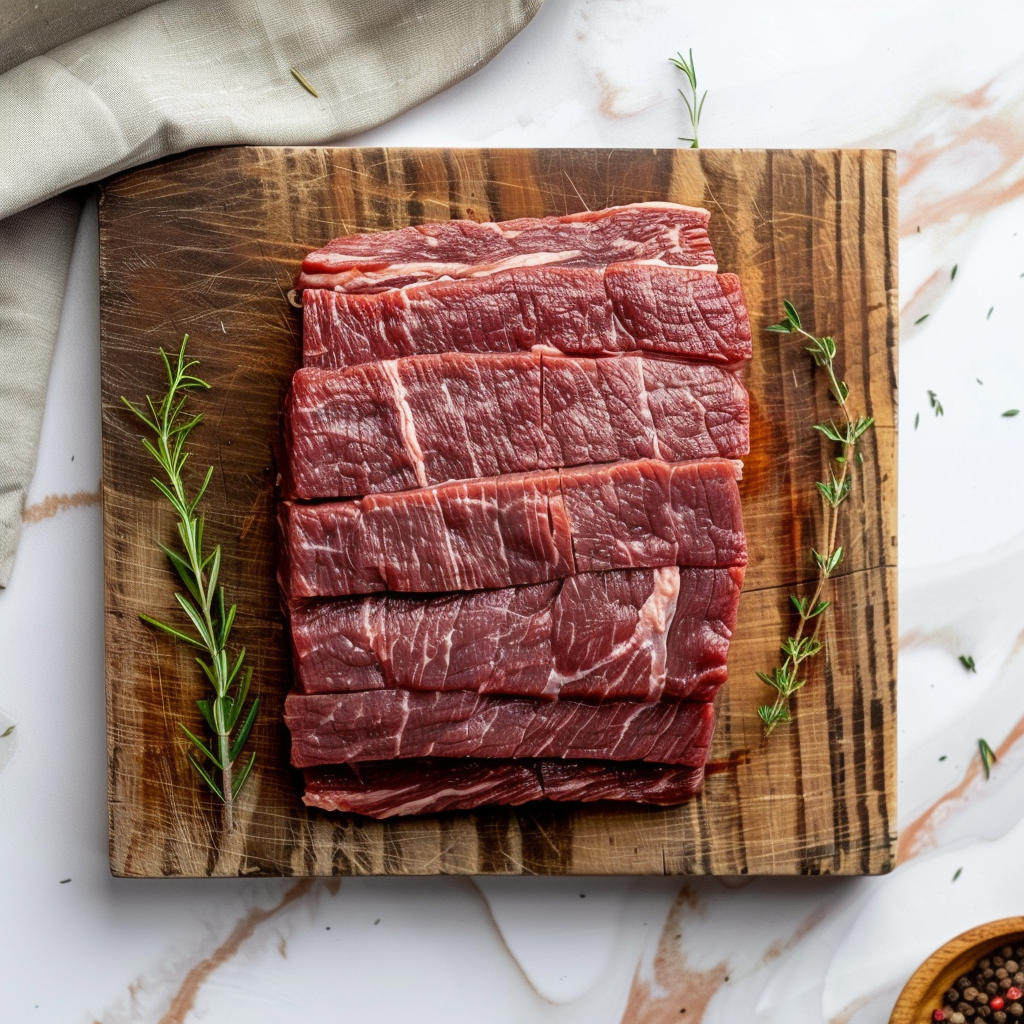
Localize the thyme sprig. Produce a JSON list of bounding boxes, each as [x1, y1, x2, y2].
[[122, 337, 259, 831], [757, 302, 874, 734], [669, 49, 706, 148]]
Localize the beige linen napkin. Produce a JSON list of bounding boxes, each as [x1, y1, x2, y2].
[[0, 0, 542, 585]]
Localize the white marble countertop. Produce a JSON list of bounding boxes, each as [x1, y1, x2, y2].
[[3, 1, 1024, 1020]]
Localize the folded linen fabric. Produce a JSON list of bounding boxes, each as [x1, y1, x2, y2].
[[0, 0, 543, 585]]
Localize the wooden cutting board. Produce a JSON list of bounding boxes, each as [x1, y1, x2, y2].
[[99, 147, 897, 877]]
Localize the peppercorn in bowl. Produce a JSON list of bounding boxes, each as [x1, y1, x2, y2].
[[890, 919, 1024, 1024]]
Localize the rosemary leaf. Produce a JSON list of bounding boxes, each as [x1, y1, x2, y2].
[[290, 67, 319, 98], [1, 724, 14, 738], [978, 738, 997, 779], [1003, 409, 1019, 417]]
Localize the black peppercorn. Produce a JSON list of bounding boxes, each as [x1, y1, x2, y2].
[[989, 983, 1002, 996], [950, 1014, 967, 1024], [996, 958, 1007, 968], [998, 970, 1010, 981], [979, 1006, 992, 1019], [1003, 948, 1015, 959], [995, 1014, 1008, 1024], [1007, 963, 1020, 975], [1010, 1004, 1023, 1019], [966, 989, 981, 1002]]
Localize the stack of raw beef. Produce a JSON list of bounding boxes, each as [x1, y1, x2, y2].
[[279, 202, 751, 818]]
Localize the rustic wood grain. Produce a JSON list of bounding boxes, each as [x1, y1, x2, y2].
[[889, 919, 1024, 1024], [99, 147, 898, 877]]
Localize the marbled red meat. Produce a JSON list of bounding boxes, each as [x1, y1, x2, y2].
[[285, 690, 716, 767], [281, 353, 749, 499], [296, 203, 717, 292], [302, 265, 750, 368], [290, 566, 744, 702], [278, 458, 746, 598], [301, 760, 705, 818]]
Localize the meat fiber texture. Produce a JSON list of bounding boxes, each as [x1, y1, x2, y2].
[[296, 203, 718, 292], [290, 566, 745, 702], [285, 690, 716, 767], [301, 760, 705, 818], [281, 352, 750, 499], [278, 458, 746, 599], [302, 264, 751, 369]]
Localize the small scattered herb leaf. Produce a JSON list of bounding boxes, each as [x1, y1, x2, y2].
[[987, 306, 994, 320], [928, 390, 944, 416], [959, 655, 976, 672], [914, 412, 920, 429], [1003, 409, 1019, 417], [915, 314, 929, 325], [1, 724, 14, 738], [951, 264, 958, 280], [978, 738, 997, 779], [952, 867, 962, 882], [290, 67, 319, 98]]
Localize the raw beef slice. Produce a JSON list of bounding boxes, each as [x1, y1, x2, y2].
[[302, 265, 750, 368], [282, 353, 750, 498], [290, 566, 745, 702], [285, 690, 716, 767], [296, 202, 717, 292], [301, 760, 705, 818], [278, 458, 746, 598]]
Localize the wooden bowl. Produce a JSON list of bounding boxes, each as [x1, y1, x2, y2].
[[890, 918, 1024, 1024]]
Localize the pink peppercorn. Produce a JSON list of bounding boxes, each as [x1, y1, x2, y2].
[[1008, 990, 1023, 1002], [993, 999, 1008, 1012], [935, 1012, 947, 1022]]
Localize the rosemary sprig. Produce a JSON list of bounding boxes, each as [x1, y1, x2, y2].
[[757, 301, 874, 735], [669, 49, 706, 148], [122, 336, 259, 831]]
